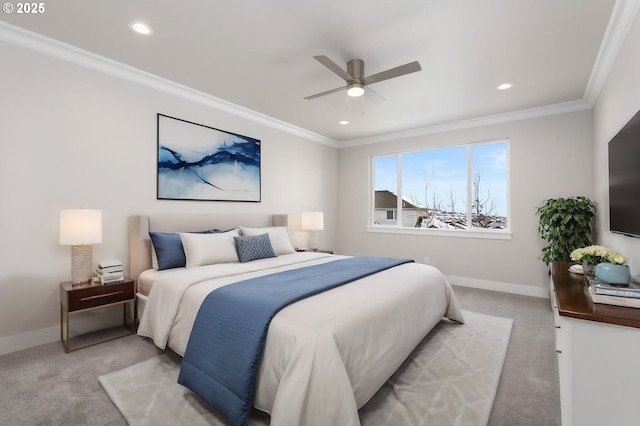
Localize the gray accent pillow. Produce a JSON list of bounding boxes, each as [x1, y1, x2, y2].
[[233, 233, 277, 263]]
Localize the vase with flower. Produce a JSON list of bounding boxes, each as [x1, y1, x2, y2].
[[570, 245, 629, 283]]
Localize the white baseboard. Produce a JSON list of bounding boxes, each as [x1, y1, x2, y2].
[[0, 325, 59, 356], [0, 308, 124, 356], [1, 278, 546, 356], [446, 275, 549, 299]]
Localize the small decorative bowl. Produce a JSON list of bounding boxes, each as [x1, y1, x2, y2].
[[595, 263, 631, 285]]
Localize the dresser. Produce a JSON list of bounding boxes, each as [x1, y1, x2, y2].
[[550, 262, 640, 426]]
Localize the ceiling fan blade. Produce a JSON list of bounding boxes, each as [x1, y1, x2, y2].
[[314, 55, 354, 82], [365, 86, 386, 104], [362, 61, 422, 85], [304, 85, 346, 100]]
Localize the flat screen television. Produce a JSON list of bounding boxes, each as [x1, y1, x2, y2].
[[609, 109, 640, 238]]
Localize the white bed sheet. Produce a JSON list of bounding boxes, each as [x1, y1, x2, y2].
[[137, 268, 164, 297], [137, 252, 464, 426]]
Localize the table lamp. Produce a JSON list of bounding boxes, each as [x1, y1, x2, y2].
[[301, 211, 324, 251], [60, 209, 102, 284]]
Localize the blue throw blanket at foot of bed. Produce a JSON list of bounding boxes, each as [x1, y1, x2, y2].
[[177, 256, 413, 426]]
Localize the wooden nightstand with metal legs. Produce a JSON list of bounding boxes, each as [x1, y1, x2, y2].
[[59, 279, 135, 353]]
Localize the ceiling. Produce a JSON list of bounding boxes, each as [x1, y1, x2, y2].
[[1, 0, 625, 143]]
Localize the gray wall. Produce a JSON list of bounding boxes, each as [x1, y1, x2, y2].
[[0, 40, 338, 351], [336, 111, 594, 292], [593, 11, 640, 277], [4, 9, 639, 353]]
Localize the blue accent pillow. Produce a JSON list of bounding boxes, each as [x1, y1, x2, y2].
[[150, 230, 221, 270], [233, 233, 276, 263]]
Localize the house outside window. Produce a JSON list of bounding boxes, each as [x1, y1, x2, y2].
[[372, 140, 509, 235]]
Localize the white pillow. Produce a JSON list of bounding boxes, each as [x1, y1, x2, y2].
[[180, 229, 240, 267], [240, 226, 295, 255]]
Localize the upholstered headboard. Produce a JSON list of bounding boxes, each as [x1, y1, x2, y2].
[[129, 214, 288, 281]]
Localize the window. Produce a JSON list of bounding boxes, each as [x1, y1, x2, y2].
[[372, 140, 509, 233]]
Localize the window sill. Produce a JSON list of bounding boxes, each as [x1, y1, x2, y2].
[[366, 226, 512, 240]]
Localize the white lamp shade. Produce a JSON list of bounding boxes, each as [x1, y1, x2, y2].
[[60, 209, 102, 245], [301, 212, 324, 231]]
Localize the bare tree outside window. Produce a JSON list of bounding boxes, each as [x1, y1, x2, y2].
[[471, 171, 497, 227]]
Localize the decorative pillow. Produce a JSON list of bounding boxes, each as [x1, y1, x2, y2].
[[233, 233, 276, 263], [149, 232, 186, 271], [239, 226, 295, 255], [180, 229, 241, 268], [149, 229, 223, 271]]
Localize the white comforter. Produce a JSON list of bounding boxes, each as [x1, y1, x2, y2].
[[137, 252, 464, 426]]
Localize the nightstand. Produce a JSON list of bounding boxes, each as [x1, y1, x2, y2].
[[60, 278, 136, 353], [295, 249, 334, 254]]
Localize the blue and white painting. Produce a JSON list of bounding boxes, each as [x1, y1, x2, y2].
[[157, 114, 261, 202]]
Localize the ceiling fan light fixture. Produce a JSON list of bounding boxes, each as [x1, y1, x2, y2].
[[347, 83, 365, 97], [305, 56, 420, 101]]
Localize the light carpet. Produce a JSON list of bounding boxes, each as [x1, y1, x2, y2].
[[99, 311, 512, 426]]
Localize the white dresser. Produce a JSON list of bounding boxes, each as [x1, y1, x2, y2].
[[550, 262, 640, 426]]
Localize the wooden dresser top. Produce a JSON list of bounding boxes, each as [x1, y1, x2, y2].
[[552, 261, 640, 329]]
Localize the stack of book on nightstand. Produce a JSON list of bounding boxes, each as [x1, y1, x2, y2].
[[587, 276, 640, 308], [96, 259, 124, 285]]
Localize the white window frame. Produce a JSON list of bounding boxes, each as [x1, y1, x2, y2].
[[369, 139, 511, 240]]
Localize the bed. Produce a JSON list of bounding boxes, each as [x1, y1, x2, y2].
[[130, 214, 464, 426]]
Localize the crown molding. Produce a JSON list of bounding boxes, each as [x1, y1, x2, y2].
[[340, 100, 592, 148], [3, 0, 637, 152], [0, 21, 339, 148], [583, 0, 640, 105]]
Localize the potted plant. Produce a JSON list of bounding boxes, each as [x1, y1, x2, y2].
[[536, 196, 596, 264]]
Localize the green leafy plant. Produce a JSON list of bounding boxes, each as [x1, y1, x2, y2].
[[536, 196, 596, 264]]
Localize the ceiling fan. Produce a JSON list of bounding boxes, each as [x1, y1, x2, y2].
[[304, 55, 422, 101]]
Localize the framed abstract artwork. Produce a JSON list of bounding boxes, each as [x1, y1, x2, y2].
[[157, 114, 261, 202]]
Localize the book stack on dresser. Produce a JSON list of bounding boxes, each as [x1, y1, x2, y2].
[[587, 276, 640, 308]]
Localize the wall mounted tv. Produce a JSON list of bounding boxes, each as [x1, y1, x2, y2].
[[609, 108, 640, 238]]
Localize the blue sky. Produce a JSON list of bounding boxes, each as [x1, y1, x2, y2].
[[375, 142, 508, 217]]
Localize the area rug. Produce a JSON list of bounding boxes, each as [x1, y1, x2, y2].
[[99, 311, 512, 426]]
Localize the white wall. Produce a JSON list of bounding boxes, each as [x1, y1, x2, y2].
[[0, 41, 338, 352], [593, 11, 640, 278], [336, 111, 593, 293]]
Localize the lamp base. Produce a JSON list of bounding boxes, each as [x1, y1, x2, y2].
[[71, 245, 93, 284], [307, 231, 319, 251]]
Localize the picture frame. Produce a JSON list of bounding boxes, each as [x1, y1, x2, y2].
[[157, 114, 261, 202]]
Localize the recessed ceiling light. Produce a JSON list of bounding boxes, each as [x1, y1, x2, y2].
[[497, 83, 513, 90], [129, 22, 153, 35], [339, 120, 349, 125]]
